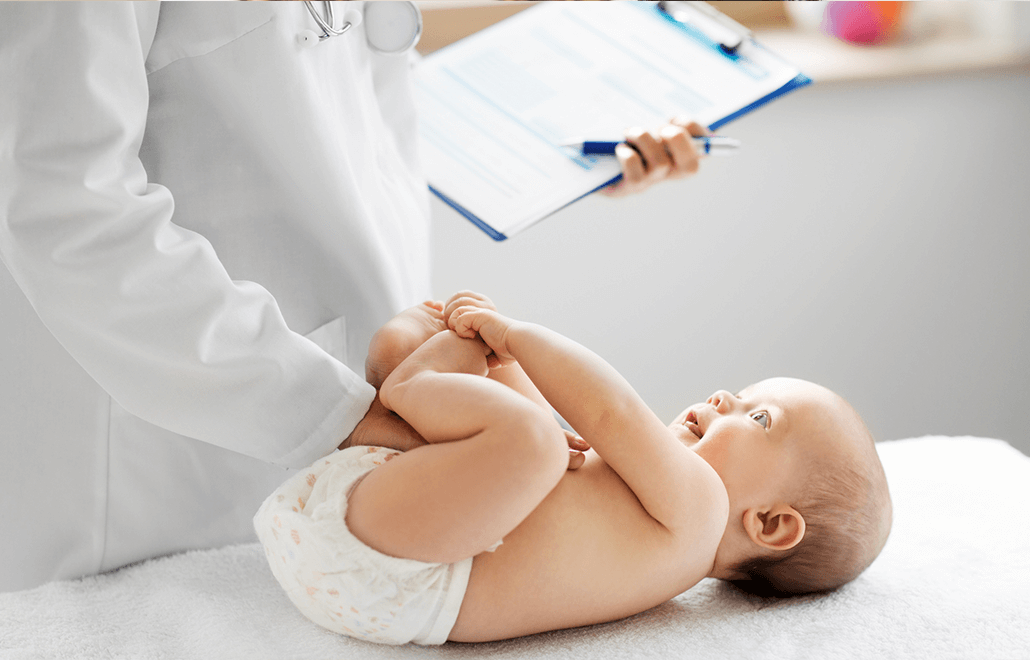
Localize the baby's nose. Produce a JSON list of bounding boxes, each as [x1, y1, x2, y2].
[[707, 390, 734, 413]]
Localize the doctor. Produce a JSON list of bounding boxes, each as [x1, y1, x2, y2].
[[0, 2, 708, 593]]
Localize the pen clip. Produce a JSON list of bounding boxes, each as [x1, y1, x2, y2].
[[657, 1, 752, 54]]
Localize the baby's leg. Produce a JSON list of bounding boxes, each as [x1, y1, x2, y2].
[[346, 330, 568, 564], [365, 301, 446, 389]]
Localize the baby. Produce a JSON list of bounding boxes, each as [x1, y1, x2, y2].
[[255, 291, 892, 645]]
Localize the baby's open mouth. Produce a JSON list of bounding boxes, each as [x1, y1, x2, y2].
[[684, 410, 703, 440]]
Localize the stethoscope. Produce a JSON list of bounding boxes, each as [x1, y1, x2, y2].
[[299, 1, 422, 54]]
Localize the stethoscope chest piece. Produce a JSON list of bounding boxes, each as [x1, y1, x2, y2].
[[363, 2, 422, 55], [300, 1, 421, 55]]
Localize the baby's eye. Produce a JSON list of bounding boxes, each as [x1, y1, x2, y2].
[[750, 411, 770, 429]]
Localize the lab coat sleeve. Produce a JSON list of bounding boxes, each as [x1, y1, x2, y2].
[[0, 3, 375, 468]]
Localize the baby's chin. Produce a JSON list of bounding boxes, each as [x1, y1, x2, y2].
[[688, 447, 721, 473]]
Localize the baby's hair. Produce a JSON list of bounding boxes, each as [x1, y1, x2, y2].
[[730, 418, 892, 598]]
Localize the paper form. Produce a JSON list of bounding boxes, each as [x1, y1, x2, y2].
[[415, 2, 808, 239]]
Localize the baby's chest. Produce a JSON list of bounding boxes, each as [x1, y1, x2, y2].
[[457, 456, 708, 639]]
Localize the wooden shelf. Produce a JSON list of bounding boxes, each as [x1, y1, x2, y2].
[[415, 1, 1030, 81], [757, 28, 1030, 83]]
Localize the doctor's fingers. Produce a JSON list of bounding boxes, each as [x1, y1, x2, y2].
[[659, 125, 701, 179], [603, 127, 678, 197], [670, 116, 710, 136], [601, 142, 654, 198], [624, 128, 672, 182]]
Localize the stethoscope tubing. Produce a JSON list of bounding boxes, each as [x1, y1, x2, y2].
[[302, 0, 423, 54], [304, 1, 356, 41]]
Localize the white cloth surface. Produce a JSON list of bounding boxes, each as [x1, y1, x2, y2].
[[2, 436, 1028, 659]]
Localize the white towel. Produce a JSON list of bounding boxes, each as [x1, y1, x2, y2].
[[2, 436, 1028, 660]]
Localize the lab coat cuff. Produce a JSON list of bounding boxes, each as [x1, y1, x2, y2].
[[275, 379, 377, 469]]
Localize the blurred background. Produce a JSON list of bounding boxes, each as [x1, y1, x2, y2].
[[418, 1, 1030, 456]]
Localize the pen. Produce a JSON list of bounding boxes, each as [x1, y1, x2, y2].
[[560, 136, 741, 156]]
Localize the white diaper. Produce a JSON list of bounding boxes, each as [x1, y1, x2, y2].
[[254, 446, 477, 646]]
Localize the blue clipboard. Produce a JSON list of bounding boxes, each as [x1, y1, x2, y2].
[[418, 1, 812, 241]]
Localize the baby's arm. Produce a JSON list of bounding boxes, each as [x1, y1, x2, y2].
[[449, 307, 727, 541]]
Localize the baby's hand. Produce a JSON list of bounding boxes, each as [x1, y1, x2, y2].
[[447, 306, 516, 369], [442, 290, 497, 322]]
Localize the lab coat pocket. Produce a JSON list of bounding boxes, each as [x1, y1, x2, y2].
[[145, 3, 277, 76], [304, 315, 349, 366]]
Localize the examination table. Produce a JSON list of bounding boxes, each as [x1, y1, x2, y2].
[[2, 436, 1027, 659]]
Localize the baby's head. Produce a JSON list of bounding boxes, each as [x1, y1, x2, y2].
[[670, 377, 892, 597]]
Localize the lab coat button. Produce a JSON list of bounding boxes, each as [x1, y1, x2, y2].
[[298, 30, 321, 48]]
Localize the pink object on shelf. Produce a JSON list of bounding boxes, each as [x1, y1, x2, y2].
[[823, 1, 907, 45]]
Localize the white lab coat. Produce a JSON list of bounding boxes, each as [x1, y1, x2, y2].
[[0, 1, 430, 592]]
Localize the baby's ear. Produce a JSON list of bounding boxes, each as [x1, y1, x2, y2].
[[742, 504, 805, 552]]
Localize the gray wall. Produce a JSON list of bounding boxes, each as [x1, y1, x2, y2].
[[430, 70, 1030, 456]]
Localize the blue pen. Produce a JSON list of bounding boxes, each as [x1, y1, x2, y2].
[[560, 136, 741, 156]]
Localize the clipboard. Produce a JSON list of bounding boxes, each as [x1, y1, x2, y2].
[[415, 1, 812, 241]]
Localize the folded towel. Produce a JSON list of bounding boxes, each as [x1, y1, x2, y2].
[[2, 436, 1028, 659]]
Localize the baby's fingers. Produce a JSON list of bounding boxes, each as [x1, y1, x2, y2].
[[564, 429, 590, 452], [448, 306, 517, 368], [485, 354, 507, 370], [447, 306, 482, 339], [443, 291, 496, 323], [564, 431, 589, 470]]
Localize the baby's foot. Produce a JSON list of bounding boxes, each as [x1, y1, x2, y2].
[[366, 301, 446, 388]]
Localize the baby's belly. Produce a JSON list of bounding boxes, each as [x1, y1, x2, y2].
[[450, 453, 698, 642]]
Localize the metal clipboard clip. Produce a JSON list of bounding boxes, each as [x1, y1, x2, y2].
[[657, 1, 753, 54]]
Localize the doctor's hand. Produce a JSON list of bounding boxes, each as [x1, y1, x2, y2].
[[602, 118, 710, 198], [339, 393, 428, 453]]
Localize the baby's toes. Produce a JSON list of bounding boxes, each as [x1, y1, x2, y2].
[[413, 304, 447, 334], [367, 305, 445, 375]]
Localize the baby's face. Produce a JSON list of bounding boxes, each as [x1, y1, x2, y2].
[[669, 378, 858, 507]]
